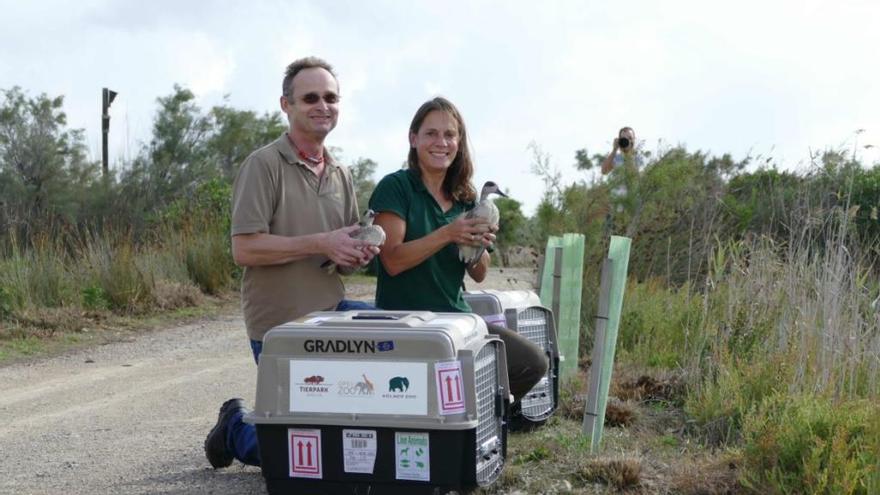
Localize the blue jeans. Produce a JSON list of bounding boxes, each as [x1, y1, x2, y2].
[[227, 299, 376, 466]]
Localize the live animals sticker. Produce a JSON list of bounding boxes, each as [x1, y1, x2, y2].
[[395, 432, 430, 481]]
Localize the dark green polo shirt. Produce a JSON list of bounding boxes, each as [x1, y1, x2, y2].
[[369, 169, 473, 312]]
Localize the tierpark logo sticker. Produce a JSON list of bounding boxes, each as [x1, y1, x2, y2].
[[395, 432, 430, 481], [295, 374, 331, 396]]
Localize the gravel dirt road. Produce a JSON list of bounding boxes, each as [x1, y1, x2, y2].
[[0, 268, 538, 495]]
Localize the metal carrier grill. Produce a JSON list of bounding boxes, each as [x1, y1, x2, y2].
[[516, 307, 555, 421], [474, 342, 504, 486]]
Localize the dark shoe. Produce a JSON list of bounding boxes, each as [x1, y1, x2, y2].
[[508, 401, 542, 433], [204, 398, 246, 469], [508, 401, 525, 432]]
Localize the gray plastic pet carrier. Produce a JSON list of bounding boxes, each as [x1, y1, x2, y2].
[[463, 290, 559, 426], [244, 311, 511, 495]]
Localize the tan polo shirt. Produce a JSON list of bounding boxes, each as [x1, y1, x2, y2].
[[231, 134, 359, 341]]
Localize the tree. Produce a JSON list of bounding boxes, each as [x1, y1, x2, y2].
[[0, 87, 96, 237], [573, 148, 607, 171], [495, 197, 526, 247], [206, 103, 285, 179], [118, 86, 278, 229], [350, 157, 378, 212], [494, 196, 529, 266], [528, 141, 563, 207], [152, 85, 212, 198]]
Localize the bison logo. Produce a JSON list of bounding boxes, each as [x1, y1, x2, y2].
[[389, 376, 410, 392], [304, 375, 324, 384]]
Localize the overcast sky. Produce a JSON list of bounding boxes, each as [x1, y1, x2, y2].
[[2, 0, 877, 215]]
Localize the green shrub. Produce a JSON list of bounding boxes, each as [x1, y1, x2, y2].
[[685, 352, 789, 446], [25, 243, 76, 308], [741, 394, 880, 495], [78, 232, 152, 313], [184, 229, 235, 295], [0, 286, 14, 319], [615, 279, 701, 368], [0, 237, 81, 311], [135, 240, 191, 284], [100, 244, 155, 312], [158, 177, 232, 232], [81, 285, 110, 311]]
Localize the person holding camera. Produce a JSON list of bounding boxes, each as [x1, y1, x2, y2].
[[601, 126, 640, 175], [600, 126, 643, 237]]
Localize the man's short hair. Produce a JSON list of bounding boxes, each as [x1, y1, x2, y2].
[[282, 57, 338, 100]]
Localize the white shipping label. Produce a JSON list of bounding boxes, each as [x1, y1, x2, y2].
[[435, 360, 466, 414], [342, 429, 377, 474], [290, 360, 428, 415], [395, 432, 430, 481]]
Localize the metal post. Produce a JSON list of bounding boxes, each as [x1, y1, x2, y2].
[[551, 246, 563, 332], [535, 254, 545, 292], [583, 258, 613, 442], [101, 88, 117, 177]]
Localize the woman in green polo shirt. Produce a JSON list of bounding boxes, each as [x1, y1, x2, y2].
[[369, 96, 547, 403]]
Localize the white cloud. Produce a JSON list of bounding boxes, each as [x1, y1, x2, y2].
[[1, 0, 878, 214]]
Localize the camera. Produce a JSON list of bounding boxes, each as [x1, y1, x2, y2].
[[617, 137, 630, 149]]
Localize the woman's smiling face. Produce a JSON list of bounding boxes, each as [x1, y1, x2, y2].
[[410, 110, 460, 174]]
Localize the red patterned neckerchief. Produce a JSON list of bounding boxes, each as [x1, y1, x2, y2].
[[286, 133, 324, 166]]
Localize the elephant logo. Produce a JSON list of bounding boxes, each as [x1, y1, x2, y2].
[[304, 375, 324, 384], [389, 376, 410, 392]]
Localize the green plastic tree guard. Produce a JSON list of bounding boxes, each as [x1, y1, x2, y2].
[[539, 233, 585, 379], [582, 235, 631, 453]]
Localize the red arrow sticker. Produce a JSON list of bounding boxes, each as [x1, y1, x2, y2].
[[289, 428, 322, 479], [435, 361, 466, 414]]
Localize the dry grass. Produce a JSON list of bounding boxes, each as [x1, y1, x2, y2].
[[604, 399, 637, 427], [557, 372, 588, 420], [153, 279, 204, 310], [0, 293, 238, 364], [668, 453, 742, 495], [2, 307, 97, 337], [611, 369, 686, 405], [482, 416, 745, 494], [473, 367, 745, 495], [575, 457, 643, 491]]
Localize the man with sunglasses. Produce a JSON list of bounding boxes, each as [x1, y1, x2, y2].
[[204, 56, 378, 469]]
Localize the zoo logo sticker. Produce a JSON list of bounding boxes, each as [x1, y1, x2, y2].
[[290, 360, 427, 415]]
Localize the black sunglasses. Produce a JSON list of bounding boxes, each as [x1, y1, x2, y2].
[[298, 92, 340, 105]]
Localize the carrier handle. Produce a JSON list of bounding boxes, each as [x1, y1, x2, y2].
[[351, 313, 400, 320], [349, 311, 431, 322]]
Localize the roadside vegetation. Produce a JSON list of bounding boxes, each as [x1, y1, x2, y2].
[[2, 85, 879, 492], [508, 139, 880, 493]]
